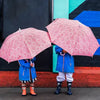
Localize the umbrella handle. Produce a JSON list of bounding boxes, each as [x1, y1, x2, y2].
[[60, 52, 65, 56], [18, 61, 21, 66]]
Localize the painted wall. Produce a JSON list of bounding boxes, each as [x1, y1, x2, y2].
[[53, 0, 69, 19], [0, 0, 100, 87]]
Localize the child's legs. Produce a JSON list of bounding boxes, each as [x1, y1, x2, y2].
[[22, 82, 26, 87], [21, 82, 26, 96], [29, 82, 36, 95], [66, 73, 73, 82], [30, 82, 34, 86], [56, 72, 66, 82]]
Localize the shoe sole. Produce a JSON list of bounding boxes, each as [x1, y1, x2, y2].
[[30, 93, 37, 96], [22, 94, 27, 96]]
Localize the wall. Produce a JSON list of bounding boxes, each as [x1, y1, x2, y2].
[[0, 0, 100, 87]]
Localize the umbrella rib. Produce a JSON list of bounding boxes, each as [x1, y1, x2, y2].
[[21, 33, 33, 59]]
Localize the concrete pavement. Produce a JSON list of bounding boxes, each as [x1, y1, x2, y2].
[[0, 88, 100, 100]]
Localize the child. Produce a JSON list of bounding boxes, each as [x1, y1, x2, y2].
[[55, 45, 74, 95], [18, 57, 37, 96]]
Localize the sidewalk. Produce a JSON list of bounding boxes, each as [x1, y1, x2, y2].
[[0, 88, 100, 100]]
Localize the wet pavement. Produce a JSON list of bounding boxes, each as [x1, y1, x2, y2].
[[0, 88, 100, 100]]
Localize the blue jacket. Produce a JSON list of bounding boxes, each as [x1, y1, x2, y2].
[[55, 45, 74, 73], [19, 57, 37, 81]]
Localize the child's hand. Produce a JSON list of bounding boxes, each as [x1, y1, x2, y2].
[[30, 63, 35, 67], [30, 63, 33, 67], [63, 50, 67, 53]]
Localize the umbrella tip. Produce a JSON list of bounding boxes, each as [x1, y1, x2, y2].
[[18, 28, 21, 31]]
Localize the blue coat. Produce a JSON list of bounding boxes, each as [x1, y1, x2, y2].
[[55, 45, 74, 73], [19, 57, 37, 81]]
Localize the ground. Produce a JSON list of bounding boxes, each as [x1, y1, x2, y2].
[[0, 88, 100, 100]]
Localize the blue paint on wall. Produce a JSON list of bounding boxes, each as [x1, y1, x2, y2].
[[94, 39, 100, 55], [74, 11, 100, 27]]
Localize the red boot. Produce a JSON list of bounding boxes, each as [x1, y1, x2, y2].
[[22, 86, 27, 96], [30, 86, 37, 96]]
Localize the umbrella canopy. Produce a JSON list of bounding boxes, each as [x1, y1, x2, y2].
[[46, 18, 99, 57], [0, 28, 51, 62]]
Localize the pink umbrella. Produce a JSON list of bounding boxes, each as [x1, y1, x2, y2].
[[0, 28, 51, 62], [46, 18, 99, 57]]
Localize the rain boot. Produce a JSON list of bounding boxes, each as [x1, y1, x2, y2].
[[67, 82, 72, 95], [30, 84, 37, 96], [55, 81, 62, 94], [22, 86, 27, 96]]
